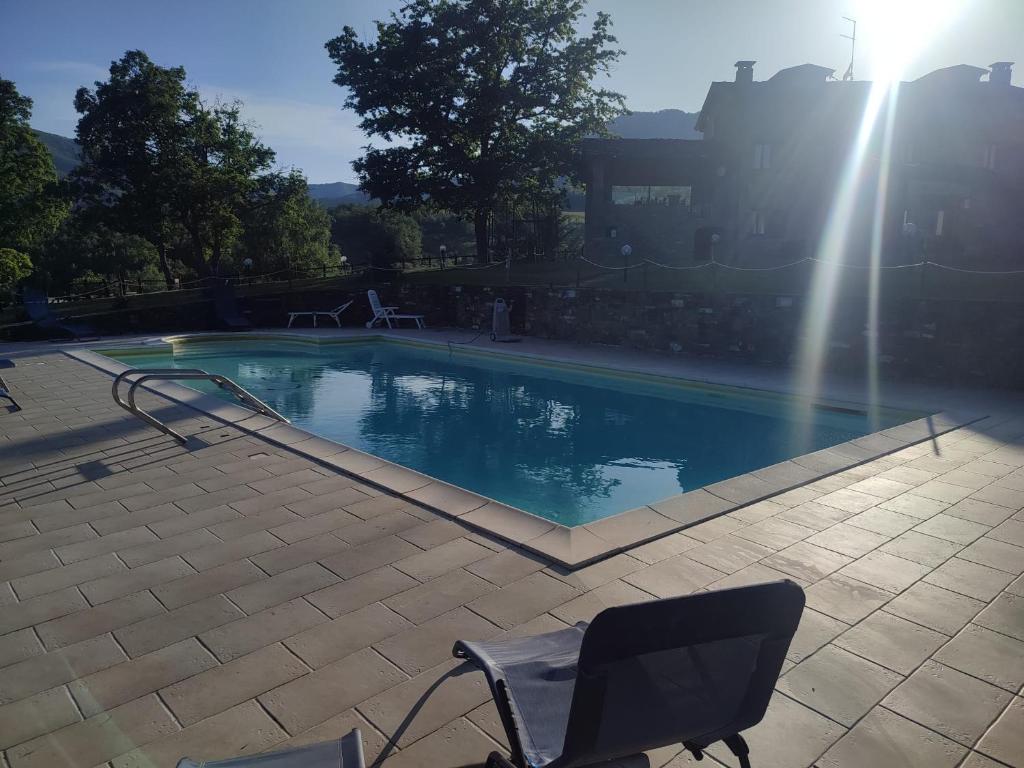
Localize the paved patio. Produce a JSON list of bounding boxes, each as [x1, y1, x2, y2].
[[0, 347, 1022, 768]]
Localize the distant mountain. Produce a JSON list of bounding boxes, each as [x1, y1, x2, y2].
[[34, 130, 82, 176], [307, 181, 372, 207], [607, 109, 701, 140]]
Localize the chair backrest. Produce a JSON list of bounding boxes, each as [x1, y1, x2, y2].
[[559, 580, 804, 767], [367, 290, 383, 313]]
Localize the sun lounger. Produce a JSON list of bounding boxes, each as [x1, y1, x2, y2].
[[365, 289, 425, 329], [453, 580, 805, 768], [22, 287, 101, 340], [209, 280, 252, 330], [287, 300, 353, 328]]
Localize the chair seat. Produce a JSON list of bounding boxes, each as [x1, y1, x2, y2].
[[176, 729, 364, 767], [456, 623, 587, 767]]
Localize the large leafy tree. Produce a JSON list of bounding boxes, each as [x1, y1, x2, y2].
[[330, 205, 422, 269], [326, 0, 625, 262], [235, 171, 334, 274], [72, 51, 285, 282], [0, 77, 67, 263]]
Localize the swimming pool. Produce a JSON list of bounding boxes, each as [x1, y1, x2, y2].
[[105, 339, 918, 526]]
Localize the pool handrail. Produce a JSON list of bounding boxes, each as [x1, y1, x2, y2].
[[112, 367, 289, 443]]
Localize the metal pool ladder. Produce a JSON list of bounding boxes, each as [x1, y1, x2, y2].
[[112, 368, 289, 443]]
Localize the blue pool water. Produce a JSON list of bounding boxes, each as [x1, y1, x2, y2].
[[106, 340, 915, 526]]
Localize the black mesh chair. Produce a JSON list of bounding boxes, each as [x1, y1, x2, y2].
[[453, 580, 805, 768], [175, 729, 364, 768]]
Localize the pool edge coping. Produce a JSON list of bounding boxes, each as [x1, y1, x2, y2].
[[66, 339, 985, 570]]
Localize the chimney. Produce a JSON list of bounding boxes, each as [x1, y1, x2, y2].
[[989, 62, 1013, 85], [734, 61, 756, 85]]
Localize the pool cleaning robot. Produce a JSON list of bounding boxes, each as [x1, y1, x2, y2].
[[490, 298, 520, 343]]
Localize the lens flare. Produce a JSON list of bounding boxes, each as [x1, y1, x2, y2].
[[791, 0, 967, 450]]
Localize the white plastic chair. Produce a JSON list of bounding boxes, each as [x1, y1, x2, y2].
[[287, 300, 353, 328], [365, 290, 425, 329]]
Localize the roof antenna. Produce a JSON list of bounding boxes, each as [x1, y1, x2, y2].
[[841, 17, 857, 81]]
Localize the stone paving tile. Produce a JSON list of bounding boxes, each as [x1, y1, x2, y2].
[[226, 562, 340, 614], [285, 603, 410, 669], [959, 537, 1024, 573], [118, 528, 221, 568], [35, 591, 166, 650], [838, 550, 931, 594], [80, 556, 196, 605], [970, 484, 1024, 510], [392, 537, 493, 581], [114, 594, 244, 657], [623, 555, 726, 598], [465, 546, 549, 585], [786, 609, 849, 663], [975, 697, 1024, 767], [545, 552, 645, 591], [934, 623, 1024, 692], [259, 647, 407, 735], [913, 513, 991, 545], [0, 549, 61, 583], [307, 566, 419, 618], [878, 530, 963, 567], [0, 524, 96, 561], [818, 706, 966, 768], [4, 693, 179, 768], [550, 579, 653, 625], [833, 611, 947, 674], [111, 699, 287, 768], [704, 692, 845, 768], [161, 643, 309, 726], [320, 535, 423, 579], [392, 568, 501, 625], [987, 518, 1024, 547], [777, 644, 902, 726], [0, 634, 126, 705], [973, 592, 1024, 641], [358, 659, 492, 749], [803, 573, 893, 624], [152, 558, 265, 610], [806, 522, 890, 558], [68, 637, 218, 717], [0, 629, 43, 669], [0, 686, 82, 751], [199, 598, 324, 663], [10, 553, 125, 600], [375, 607, 502, 676], [731, 518, 814, 550], [924, 557, 1014, 601], [878, 491, 951, 519], [148, 504, 239, 538], [181, 530, 282, 571], [685, 534, 775, 574], [377, 717, 497, 768], [883, 582, 985, 636], [269, 508, 359, 544], [0, 587, 88, 635], [882, 660, 1013, 747], [945, 498, 1016, 527], [775, 500, 857, 531]]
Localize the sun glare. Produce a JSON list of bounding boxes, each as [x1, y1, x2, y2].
[[853, 0, 968, 83], [791, 0, 970, 450]]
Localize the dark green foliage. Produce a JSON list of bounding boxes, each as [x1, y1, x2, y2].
[[326, 0, 624, 262], [72, 50, 322, 283], [330, 205, 422, 269], [235, 171, 334, 274], [0, 78, 67, 257]]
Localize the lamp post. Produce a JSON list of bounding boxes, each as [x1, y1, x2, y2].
[[621, 243, 632, 284], [439, 244, 447, 270], [242, 257, 253, 285]]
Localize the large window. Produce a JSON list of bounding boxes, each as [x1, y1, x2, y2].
[[611, 185, 692, 207]]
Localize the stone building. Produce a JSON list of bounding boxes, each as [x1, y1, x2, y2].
[[583, 60, 1024, 269]]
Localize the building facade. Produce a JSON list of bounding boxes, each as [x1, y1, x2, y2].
[[583, 61, 1024, 269]]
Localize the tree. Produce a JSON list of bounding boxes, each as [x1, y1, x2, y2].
[[0, 77, 67, 255], [326, 0, 624, 263], [72, 51, 278, 282], [330, 205, 422, 269], [235, 172, 333, 274], [0, 248, 33, 301]]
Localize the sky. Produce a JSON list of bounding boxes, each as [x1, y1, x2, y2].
[[2, 0, 1021, 183]]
